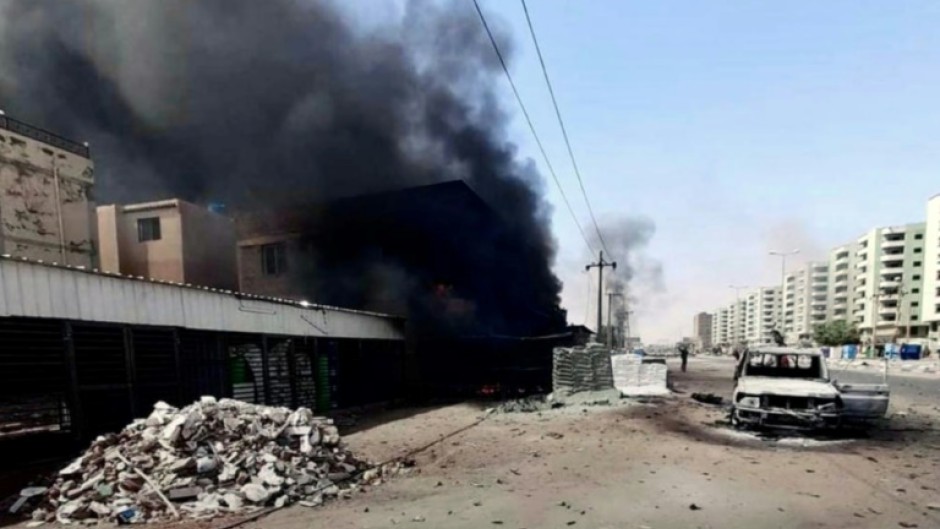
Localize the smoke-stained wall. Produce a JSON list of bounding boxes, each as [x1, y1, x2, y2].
[[0, 0, 565, 335]]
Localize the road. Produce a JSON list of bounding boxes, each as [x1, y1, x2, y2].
[[831, 363, 940, 414], [145, 355, 940, 529]]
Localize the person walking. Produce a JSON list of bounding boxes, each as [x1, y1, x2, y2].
[[679, 343, 690, 372]]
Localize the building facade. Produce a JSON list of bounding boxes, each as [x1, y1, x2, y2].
[[923, 196, 940, 349], [852, 223, 926, 344], [97, 199, 238, 290], [692, 312, 713, 350], [0, 114, 97, 266], [744, 286, 782, 346], [827, 243, 857, 323], [782, 262, 828, 343]]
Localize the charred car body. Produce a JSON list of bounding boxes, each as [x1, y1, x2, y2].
[[732, 347, 889, 430]]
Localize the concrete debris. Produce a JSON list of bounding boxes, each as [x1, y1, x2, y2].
[[29, 398, 405, 524], [691, 393, 724, 406], [552, 345, 615, 396], [496, 395, 549, 413]]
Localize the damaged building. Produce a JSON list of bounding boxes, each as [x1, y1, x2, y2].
[[0, 114, 97, 266], [236, 181, 572, 396]]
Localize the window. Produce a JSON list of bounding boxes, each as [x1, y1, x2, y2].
[[137, 217, 161, 242], [913, 275, 921, 280], [261, 243, 287, 276], [913, 288, 920, 294], [914, 247, 922, 253], [915, 233, 923, 240], [914, 261, 922, 266], [911, 301, 919, 307]]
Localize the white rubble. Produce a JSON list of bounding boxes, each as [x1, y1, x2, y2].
[[30, 398, 405, 524]]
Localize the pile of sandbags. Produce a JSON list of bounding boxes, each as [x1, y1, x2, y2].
[[552, 345, 614, 396], [28, 397, 403, 524], [611, 354, 669, 396]]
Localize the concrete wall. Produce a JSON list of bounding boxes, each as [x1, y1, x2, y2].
[[97, 200, 237, 290], [179, 201, 237, 290], [0, 121, 96, 267], [238, 235, 305, 299], [113, 201, 185, 282]]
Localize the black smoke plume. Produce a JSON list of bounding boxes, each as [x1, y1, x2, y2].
[[589, 216, 664, 336], [0, 0, 564, 335]]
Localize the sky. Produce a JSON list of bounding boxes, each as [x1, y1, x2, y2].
[[461, 0, 940, 343]]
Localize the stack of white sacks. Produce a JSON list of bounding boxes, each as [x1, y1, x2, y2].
[[610, 354, 669, 396]]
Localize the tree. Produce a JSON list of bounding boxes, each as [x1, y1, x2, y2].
[[813, 320, 861, 346]]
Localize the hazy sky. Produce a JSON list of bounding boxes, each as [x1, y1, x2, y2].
[[465, 0, 940, 343]]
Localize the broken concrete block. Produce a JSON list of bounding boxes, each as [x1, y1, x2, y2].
[[240, 483, 269, 504], [167, 486, 202, 501]]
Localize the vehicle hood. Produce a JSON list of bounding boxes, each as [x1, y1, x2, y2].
[[735, 377, 838, 398]]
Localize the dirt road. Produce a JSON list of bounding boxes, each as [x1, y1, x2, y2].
[[90, 357, 940, 529]]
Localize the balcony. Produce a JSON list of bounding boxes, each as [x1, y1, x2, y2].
[[855, 259, 868, 267], [878, 305, 898, 315], [879, 279, 901, 289], [882, 239, 905, 250], [834, 273, 848, 284], [833, 302, 847, 310]]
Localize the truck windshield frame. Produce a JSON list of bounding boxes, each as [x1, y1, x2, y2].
[[743, 353, 824, 379]]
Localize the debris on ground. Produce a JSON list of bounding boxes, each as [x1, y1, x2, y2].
[[691, 393, 724, 406], [496, 395, 549, 413], [27, 397, 406, 524]]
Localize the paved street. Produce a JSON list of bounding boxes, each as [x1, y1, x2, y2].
[[210, 355, 940, 529]]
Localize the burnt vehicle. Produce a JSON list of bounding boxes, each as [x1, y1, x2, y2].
[[732, 347, 889, 430]]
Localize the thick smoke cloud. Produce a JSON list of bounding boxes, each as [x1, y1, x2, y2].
[[0, 0, 563, 334], [589, 216, 664, 334]]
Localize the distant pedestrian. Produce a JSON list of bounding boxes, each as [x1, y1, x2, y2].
[[679, 344, 690, 372]]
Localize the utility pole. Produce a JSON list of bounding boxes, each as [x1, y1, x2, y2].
[[607, 291, 623, 348], [623, 310, 634, 351], [586, 251, 616, 341]]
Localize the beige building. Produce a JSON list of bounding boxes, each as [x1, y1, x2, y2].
[[923, 196, 940, 349], [782, 262, 828, 343], [97, 199, 237, 290], [852, 223, 926, 344], [0, 114, 97, 266], [692, 312, 713, 350], [744, 286, 782, 346], [827, 243, 857, 323]]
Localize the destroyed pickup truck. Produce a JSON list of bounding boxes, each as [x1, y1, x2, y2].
[[732, 347, 889, 429]]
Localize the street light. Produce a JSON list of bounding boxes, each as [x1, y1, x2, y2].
[[769, 249, 800, 334]]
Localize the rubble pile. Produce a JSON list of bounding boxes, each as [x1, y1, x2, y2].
[[29, 397, 401, 524], [552, 345, 614, 396]]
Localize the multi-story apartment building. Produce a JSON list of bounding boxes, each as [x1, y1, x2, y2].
[[783, 262, 828, 343], [712, 307, 729, 346], [692, 312, 713, 350], [0, 113, 97, 266], [923, 196, 940, 349], [827, 243, 857, 322], [727, 298, 747, 345], [747, 286, 782, 345], [852, 223, 927, 344]]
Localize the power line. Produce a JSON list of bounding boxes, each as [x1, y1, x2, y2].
[[520, 0, 610, 256], [470, 0, 596, 255]]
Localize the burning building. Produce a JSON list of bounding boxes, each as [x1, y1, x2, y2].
[[236, 180, 566, 339]]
